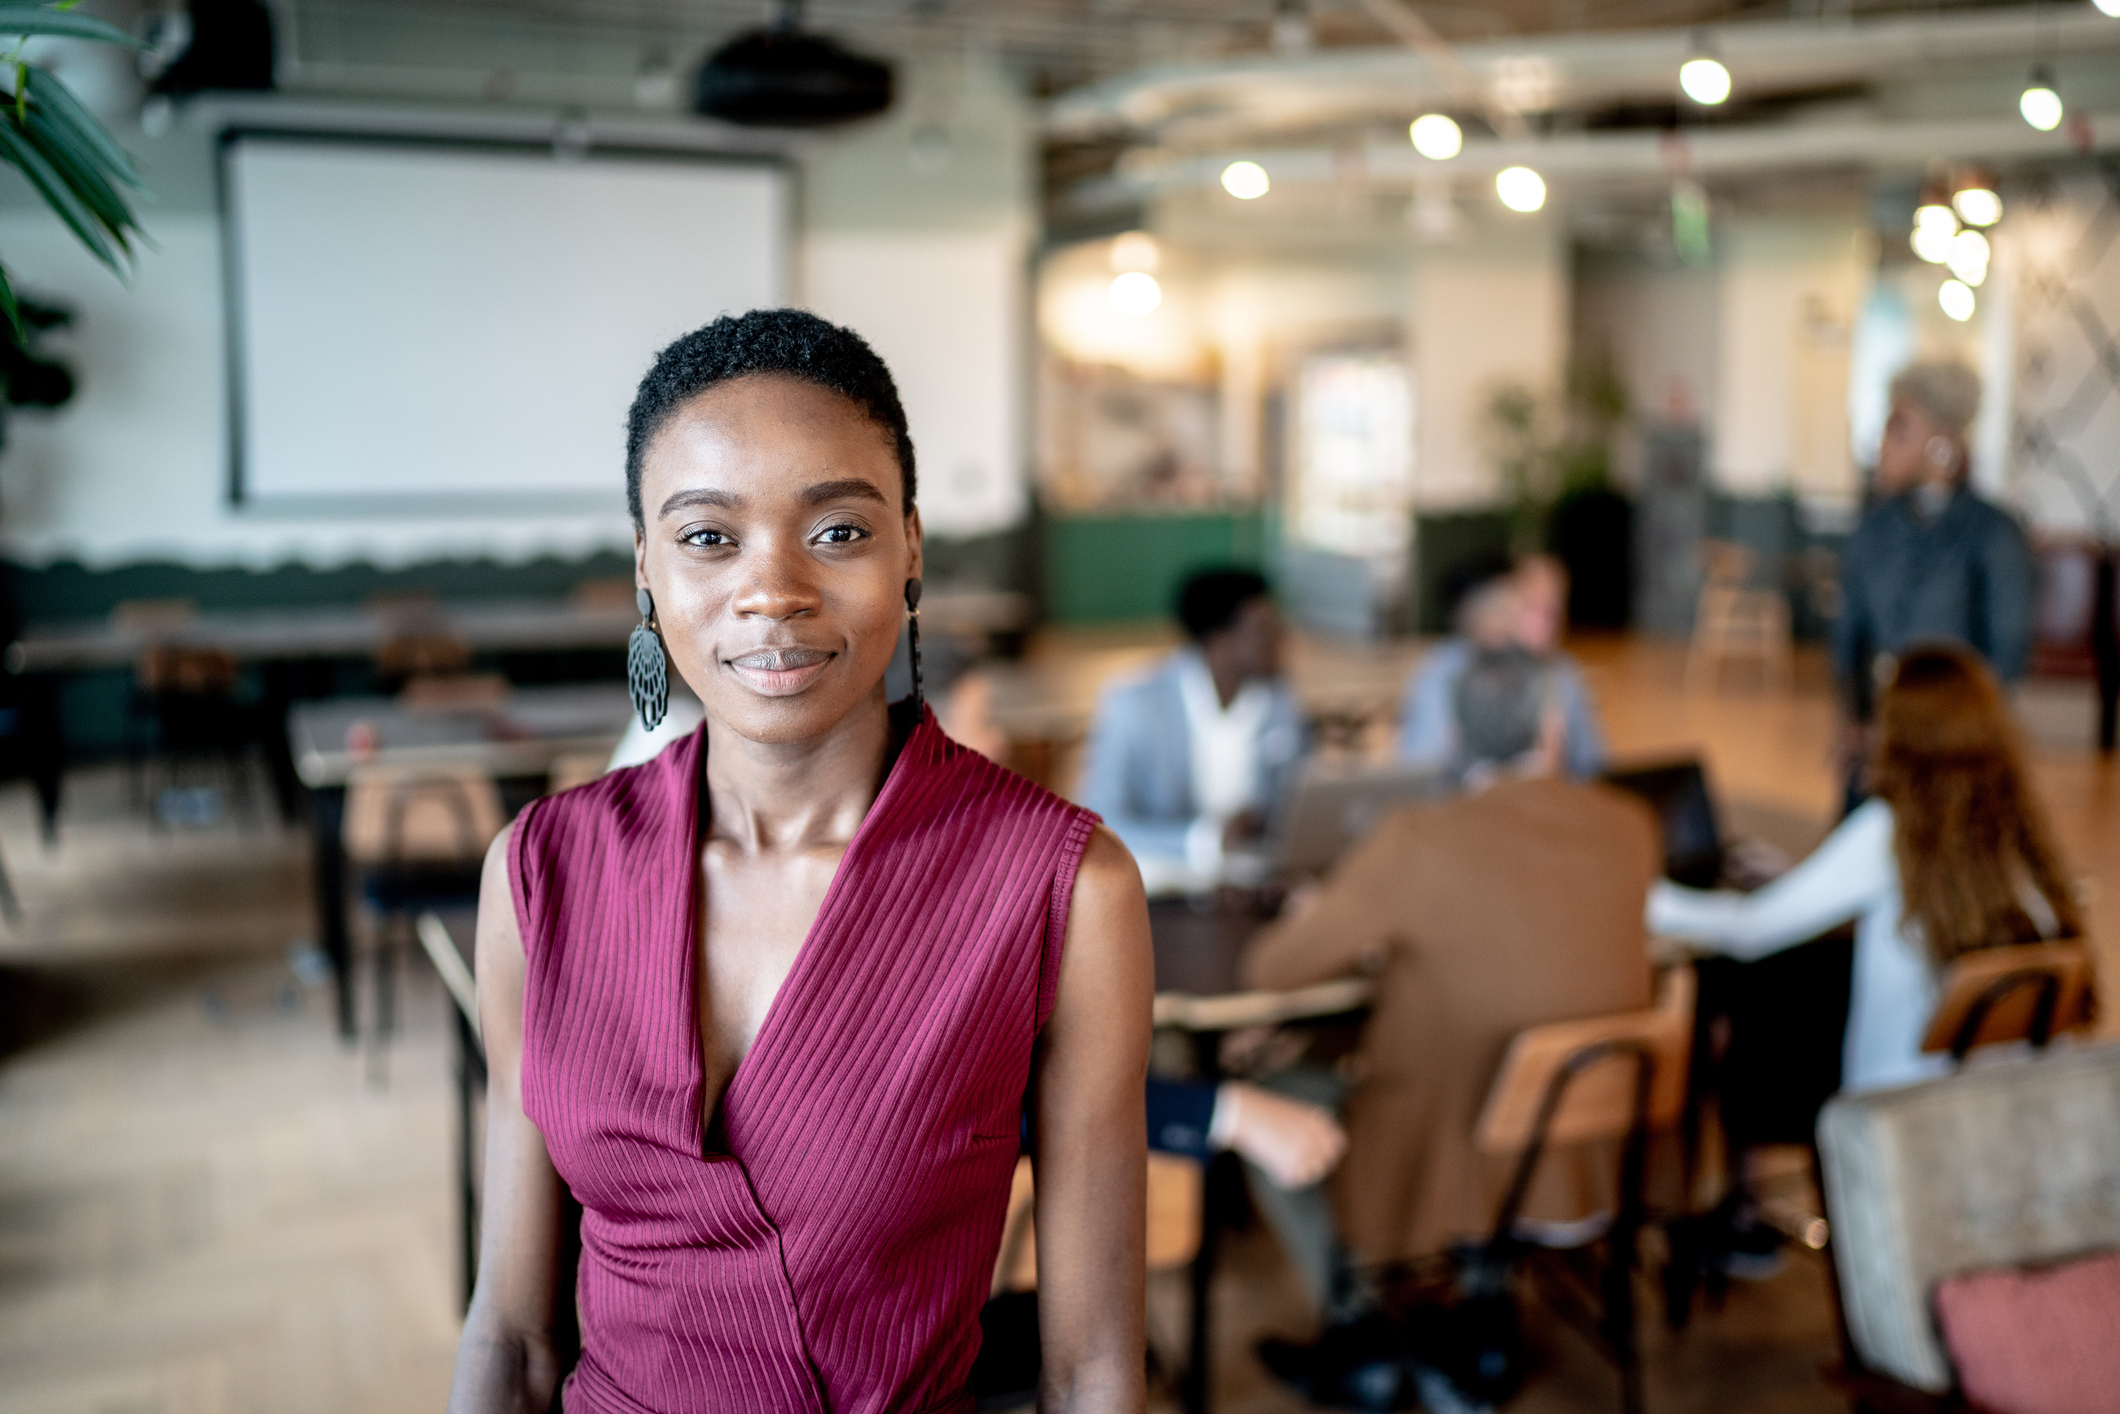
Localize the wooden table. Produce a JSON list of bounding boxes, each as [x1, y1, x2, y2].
[[291, 684, 633, 1039]]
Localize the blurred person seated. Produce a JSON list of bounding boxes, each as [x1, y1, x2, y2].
[[1239, 647, 1661, 1402], [1650, 642, 2081, 1096], [1079, 568, 1307, 894], [604, 632, 1348, 1190], [1399, 553, 1607, 783], [1147, 1075, 1345, 1191], [1835, 361, 2035, 806]]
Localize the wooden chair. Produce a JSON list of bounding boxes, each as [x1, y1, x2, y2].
[[546, 752, 609, 795], [1685, 541, 1792, 694], [569, 577, 640, 613], [1918, 939, 2096, 1063], [1464, 965, 1696, 1414], [978, 1151, 1204, 1407], [398, 673, 511, 711], [345, 764, 504, 1078]]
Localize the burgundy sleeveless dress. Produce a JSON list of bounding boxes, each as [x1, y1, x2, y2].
[[512, 708, 1098, 1414]]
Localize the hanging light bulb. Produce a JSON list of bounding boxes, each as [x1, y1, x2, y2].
[[1911, 189, 1957, 263], [1947, 229, 1991, 286], [1679, 33, 1732, 106], [1495, 166, 1546, 212], [1952, 186, 2002, 227], [1938, 279, 1977, 322], [1409, 113, 1462, 160], [2094, 0, 2120, 19], [2020, 67, 2064, 131], [1107, 271, 1162, 316], [1221, 160, 1270, 199]]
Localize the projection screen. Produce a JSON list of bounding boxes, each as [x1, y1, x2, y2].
[[224, 136, 788, 509]]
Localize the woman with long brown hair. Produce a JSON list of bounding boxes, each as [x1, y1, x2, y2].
[[1650, 642, 2082, 1092]]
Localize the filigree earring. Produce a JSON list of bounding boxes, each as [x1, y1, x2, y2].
[[628, 587, 669, 730], [905, 577, 924, 711]]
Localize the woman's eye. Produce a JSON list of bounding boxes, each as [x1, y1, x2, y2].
[[681, 527, 732, 548], [815, 523, 867, 546]]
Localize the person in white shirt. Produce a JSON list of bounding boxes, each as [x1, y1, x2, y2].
[[1079, 568, 1308, 894], [1649, 642, 2082, 1094]]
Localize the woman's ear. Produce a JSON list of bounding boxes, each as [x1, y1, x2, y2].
[[904, 505, 925, 585]]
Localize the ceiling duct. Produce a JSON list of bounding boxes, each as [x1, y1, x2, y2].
[[691, 3, 893, 128]]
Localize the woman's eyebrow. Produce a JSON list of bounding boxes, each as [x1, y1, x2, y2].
[[802, 478, 888, 507], [658, 487, 742, 518]]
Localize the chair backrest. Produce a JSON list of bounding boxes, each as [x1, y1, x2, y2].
[[990, 1151, 1202, 1295], [1919, 939, 2096, 1061], [136, 644, 238, 696], [398, 673, 511, 711], [111, 598, 199, 636], [344, 764, 506, 866], [1475, 964, 1695, 1156], [546, 752, 608, 795], [1698, 540, 1756, 589], [569, 577, 639, 612]]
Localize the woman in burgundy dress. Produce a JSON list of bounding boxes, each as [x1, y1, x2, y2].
[[448, 310, 1153, 1414]]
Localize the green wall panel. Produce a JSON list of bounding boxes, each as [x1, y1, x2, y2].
[[1043, 512, 1268, 625]]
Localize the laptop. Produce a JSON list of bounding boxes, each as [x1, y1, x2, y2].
[[1601, 758, 1725, 888], [1262, 758, 1449, 878]]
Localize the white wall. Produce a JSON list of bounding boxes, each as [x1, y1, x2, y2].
[[1407, 215, 1568, 509], [1711, 215, 1866, 506], [802, 227, 1027, 536], [2009, 174, 2120, 534]]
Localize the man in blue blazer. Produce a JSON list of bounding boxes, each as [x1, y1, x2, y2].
[[1080, 567, 1309, 893]]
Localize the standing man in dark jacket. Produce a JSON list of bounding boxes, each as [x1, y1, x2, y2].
[[1835, 361, 2035, 802]]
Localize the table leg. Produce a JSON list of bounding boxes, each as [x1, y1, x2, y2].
[[310, 785, 353, 1041], [1185, 1152, 1225, 1414], [457, 1007, 486, 1312], [2095, 544, 2117, 754]]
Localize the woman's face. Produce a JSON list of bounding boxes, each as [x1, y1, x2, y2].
[[1876, 397, 1960, 496], [634, 373, 921, 746]]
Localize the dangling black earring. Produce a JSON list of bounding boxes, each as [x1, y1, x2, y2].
[[628, 587, 669, 730], [904, 577, 924, 711]]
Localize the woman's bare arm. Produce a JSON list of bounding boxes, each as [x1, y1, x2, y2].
[[447, 824, 573, 1414], [1032, 826, 1153, 1414]]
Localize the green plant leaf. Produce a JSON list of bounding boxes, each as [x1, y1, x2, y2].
[[0, 261, 21, 344], [0, 115, 120, 271], [25, 109, 133, 240], [0, 10, 145, 48], [24, 65, 141, 190]]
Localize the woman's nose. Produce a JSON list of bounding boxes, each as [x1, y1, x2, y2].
[[730, 546, 821, 620]]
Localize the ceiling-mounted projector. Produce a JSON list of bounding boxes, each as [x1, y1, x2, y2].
[[691, 5, 893, 128]]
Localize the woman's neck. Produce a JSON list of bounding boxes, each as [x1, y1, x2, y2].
[[700, 690, 896, 855]]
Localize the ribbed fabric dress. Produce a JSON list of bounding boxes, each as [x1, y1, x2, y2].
[[512, 707, 1098, 1414]]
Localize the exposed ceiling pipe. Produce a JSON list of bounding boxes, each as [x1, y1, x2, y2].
[[1043, 8, 2120, 147], [1055, 109, 2119, 222], [1348, 0, 1523, 137]]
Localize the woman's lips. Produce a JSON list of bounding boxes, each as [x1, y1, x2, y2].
[[727, 647, 834, 696]]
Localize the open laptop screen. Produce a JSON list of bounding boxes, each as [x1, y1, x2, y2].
[[1601, 759, 1724, 888]]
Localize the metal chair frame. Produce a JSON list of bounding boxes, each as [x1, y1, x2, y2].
[[1471, 1036, 1661, 1414]]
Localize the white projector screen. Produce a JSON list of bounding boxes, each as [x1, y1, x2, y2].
[[226, 137, 788, 508]]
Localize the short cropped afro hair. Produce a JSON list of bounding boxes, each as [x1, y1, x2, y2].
[[624, 308, 916, 527], [1175, 567, 1272, 642]]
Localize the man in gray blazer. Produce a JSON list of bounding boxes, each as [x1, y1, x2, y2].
[[1080, 568, 1308, 893]]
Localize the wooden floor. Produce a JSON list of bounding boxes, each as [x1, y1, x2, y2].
[[0, 634, 2110, 1413]]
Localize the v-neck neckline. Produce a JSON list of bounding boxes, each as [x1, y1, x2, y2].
[[679, 706, 930, 1161]]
